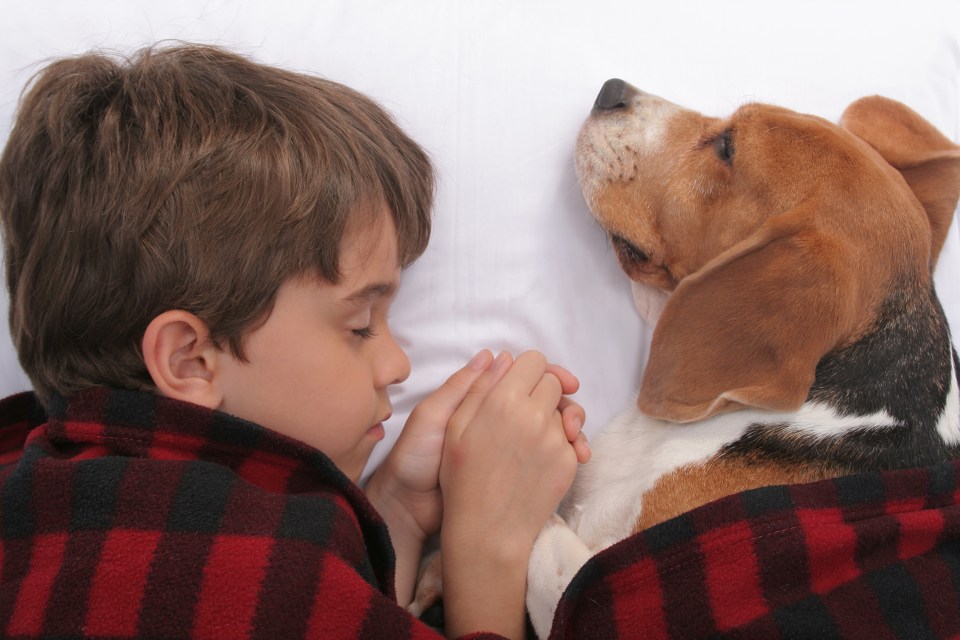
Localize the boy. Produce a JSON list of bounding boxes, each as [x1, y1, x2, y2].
[[0, 44, 588, 639]]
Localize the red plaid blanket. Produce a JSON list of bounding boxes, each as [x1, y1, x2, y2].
[[0, 388, 502, 639], [4, 387, 959, 638], [549, 458, 960, 638]]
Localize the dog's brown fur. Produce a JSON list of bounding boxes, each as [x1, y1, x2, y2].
[[523, 88, 960, 638], [634, 458, 827, 532], [578, 93, 960, 428], [572, 89, 960, 539]]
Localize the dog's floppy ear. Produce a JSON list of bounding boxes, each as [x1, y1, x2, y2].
[[638, 201, 860, 423], [841, 96, 960, 266]]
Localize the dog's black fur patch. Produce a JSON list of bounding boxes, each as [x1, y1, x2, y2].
[[721, 278, 960, 472]]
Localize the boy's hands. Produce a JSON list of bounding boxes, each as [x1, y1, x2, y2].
[[366, 348, 588, 620], [370, 350, 588, 546], [369, 350, 496, 549], [439, 351, 588, 639], [439, 351, 584, 542]]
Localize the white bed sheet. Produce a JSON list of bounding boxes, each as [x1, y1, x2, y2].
[[0, 1, 957, 478]]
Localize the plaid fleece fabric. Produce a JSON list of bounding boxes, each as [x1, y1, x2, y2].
[[0, 388, 504, 640], [549, 456, 960, 638]]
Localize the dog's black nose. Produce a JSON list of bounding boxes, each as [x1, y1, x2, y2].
[[594, 78, 629, 110]]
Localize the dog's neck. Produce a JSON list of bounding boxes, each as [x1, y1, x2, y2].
[[809, 280, 955, 430], [722, 280, 960, 473]]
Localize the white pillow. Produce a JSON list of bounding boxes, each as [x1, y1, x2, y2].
[[0, 1, 957, 481]]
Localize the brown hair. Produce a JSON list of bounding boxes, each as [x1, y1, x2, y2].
[[0, 43, 434, 405]]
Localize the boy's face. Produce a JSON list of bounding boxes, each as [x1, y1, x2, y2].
[[216, 212, 410, 482]]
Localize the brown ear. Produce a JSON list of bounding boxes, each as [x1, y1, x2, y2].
[[638, 203, 861, 423], [841, 96, 960, 266]]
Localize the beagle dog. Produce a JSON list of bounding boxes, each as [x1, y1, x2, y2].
[[525, 80, 960, 637]]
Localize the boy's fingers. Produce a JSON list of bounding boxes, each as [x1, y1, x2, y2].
[[446, 352, 579, 445], [412, 350, 494, 424], [496, 351, 552, 397], [558, 397, 589, 463], [573, 432, 591, 464], [558, 397, 586, 444], [447, 351, 514, 438], [546, 364, 580, 396], [529, 370, 564, 411]]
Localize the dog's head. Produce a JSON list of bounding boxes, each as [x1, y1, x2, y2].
[[577, 80, 960, 423]]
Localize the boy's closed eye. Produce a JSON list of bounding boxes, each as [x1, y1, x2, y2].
[[341, 280, 398, 341], [346, 307, 375, 339], [352, 325, 378, 340]]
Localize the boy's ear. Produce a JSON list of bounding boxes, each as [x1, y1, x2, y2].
[[142, 310, 224, 409]]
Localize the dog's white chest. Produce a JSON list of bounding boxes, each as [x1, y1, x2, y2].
[[563, 398, 911, 552], [562, 403, 749, 550]]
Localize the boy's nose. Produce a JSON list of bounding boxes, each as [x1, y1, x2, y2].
[[380, 332, 411, 387], [392, 349, 411, 386]]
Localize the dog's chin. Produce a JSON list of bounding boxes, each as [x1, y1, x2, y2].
[[631, 280, 670, 327]]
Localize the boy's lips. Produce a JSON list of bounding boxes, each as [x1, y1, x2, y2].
[[367, 412, 391, 441]]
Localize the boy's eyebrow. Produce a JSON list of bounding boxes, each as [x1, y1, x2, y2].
[[343, 281, 398, 305]]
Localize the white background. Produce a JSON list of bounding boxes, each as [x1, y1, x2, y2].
[[1, 1, 958, 477]]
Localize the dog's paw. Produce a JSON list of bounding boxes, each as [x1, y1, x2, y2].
[[408, 550, 442, 618], [526, 514, 593, 639]]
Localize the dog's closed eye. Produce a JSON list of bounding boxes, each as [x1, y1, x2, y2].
[[714, 128, 734, 165], [611, 234, 649, 264]]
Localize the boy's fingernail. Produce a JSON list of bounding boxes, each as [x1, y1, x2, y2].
[[468, 350, 491, 370], [493, 351, 510, 371]]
